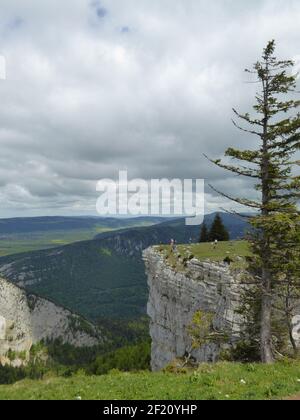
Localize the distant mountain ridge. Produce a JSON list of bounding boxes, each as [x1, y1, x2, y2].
[[94, 212, 250, 246], [0, 215, 172, 257], [0, 216, 169, 235], [0, 213, 250, 321]]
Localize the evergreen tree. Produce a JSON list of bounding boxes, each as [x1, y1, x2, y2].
[[268, 213, 300, 357], [207, 41, 300, 363], [199, 223, 209, 243], [209, 214, 230, 242]]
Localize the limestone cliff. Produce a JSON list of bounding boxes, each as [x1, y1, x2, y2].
[[0, 277, 102, 366], [144, 247, 300, 371]]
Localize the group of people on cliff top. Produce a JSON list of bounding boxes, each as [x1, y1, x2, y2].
[[170, 238, 219, 252]]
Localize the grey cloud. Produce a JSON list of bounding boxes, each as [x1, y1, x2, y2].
[[0, 0, 299, 217], [90, 0, 108, 20], [121, 27, 130, 34]]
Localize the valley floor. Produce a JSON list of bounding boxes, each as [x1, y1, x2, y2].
[[0, 361, 300, 400]]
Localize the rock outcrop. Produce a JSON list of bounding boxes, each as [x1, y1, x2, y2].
[[0, 277, 102, 366], [144, 247, 300, 371]]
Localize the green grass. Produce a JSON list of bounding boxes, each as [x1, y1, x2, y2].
[[158, 241, 251, 271], [159, 241, 250, 261], [187, 241, 250, 261], [0, 361, 299, 400]]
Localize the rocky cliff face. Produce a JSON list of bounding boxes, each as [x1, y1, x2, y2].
[[0, 277, 102, 366], [144, 247, 300, 371]]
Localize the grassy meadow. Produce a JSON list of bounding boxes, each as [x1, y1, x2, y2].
[[0, 361, 299, 400], [157, 241, 251, 272]]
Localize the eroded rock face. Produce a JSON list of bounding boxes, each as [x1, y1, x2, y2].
[[144, 248, 245, 371], [144, 247, 299, 371], [0, 316, 6, 340], [0, 277, 102, 366]]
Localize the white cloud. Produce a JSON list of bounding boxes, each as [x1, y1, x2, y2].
[[0, 55, 6, 79]]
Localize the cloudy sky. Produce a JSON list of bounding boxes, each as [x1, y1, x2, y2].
[[0, 0, 299, 218]]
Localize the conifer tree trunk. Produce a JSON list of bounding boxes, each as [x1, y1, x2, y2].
[[260, 268, 273, 363], [285, 284, 299, 357], [260, 69, 274, 364]]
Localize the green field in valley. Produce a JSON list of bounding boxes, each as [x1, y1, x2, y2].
[[0, 220, 161, 257], [0, 229, 103, 256]]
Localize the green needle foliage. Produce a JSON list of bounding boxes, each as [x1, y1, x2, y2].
[[209, 213, 230, 242], [199, 222, 209, 243], [208, 41, 300, 363], [199, 215, 230, 243]]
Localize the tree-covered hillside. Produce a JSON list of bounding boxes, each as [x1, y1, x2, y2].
[[0, 213, 249, 321]]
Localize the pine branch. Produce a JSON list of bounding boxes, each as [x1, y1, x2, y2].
[[232, 108, 264, 127], [225, 148, 261, 164], [232, 119, 262, 137], [203, 155, 260, 178], [268, 132, 300, 150], [208, 184, 262, 209], [219, 207, 254, 220]]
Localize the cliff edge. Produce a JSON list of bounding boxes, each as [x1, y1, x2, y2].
[[144, 245, 300, 371]]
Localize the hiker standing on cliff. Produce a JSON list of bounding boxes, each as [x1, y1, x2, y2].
[[170, 239, 175, 252], [173, 239, 178, 253]]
